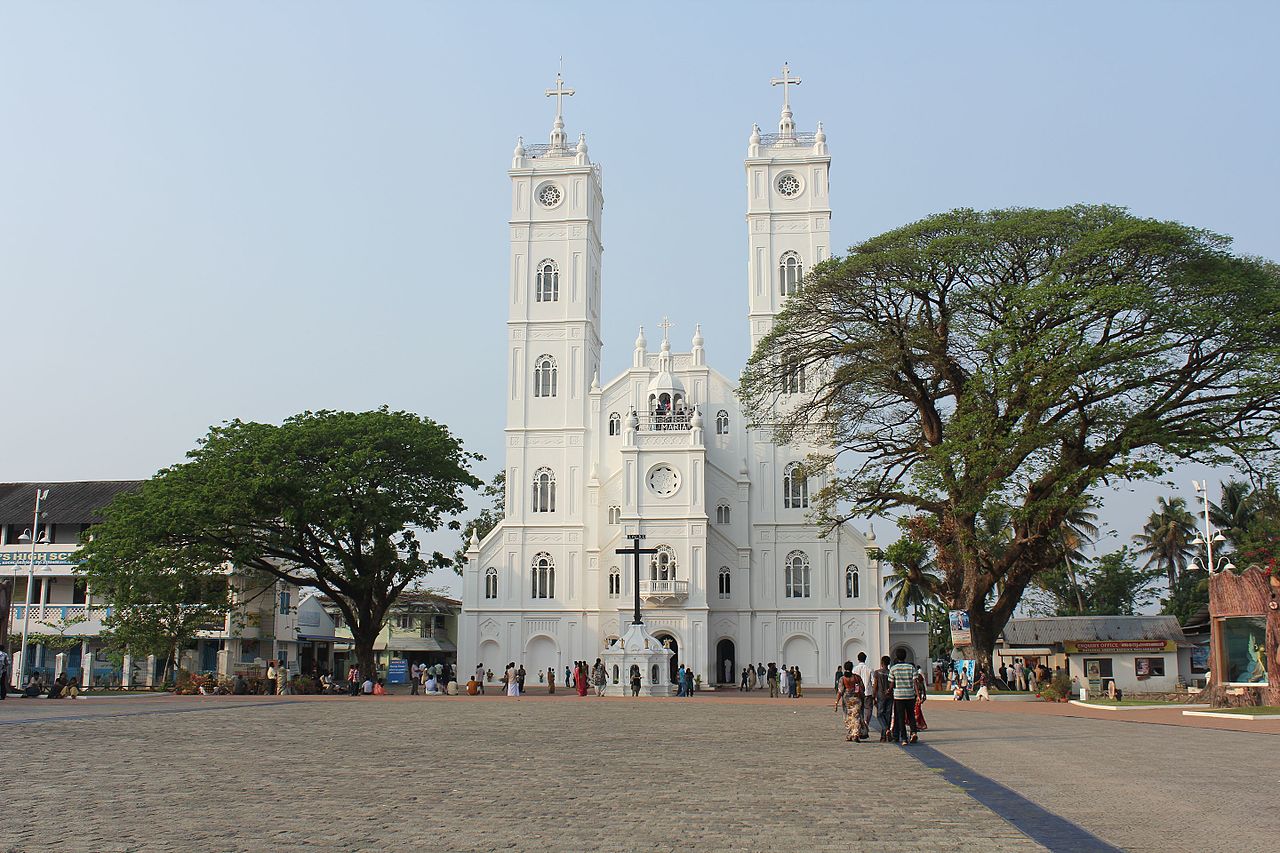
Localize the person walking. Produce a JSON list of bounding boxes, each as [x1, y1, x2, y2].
[[547, 667, 556, 694], [347, 665, 360, 697], [505, 662, 520, 697], [629, 664, 641, 697], [593, 658, 607, 696], [997, 662, 1009, 690], [889, 649, 918, 746], [975, 668, 991, 701], [851, 653, 874, 734], [410, 663, 420, 696], [682, 666, 695, 697], [475, 663, 486, 695], [835, 662, 868, 742], [0, 647, 9, 700], [675, 664, 686, 697], [577, 661, 589, 697], [872, 656, 893, 741], [265, 661, 278, 696], [516, 664, 526, 694], [767, 663, 779, 698], [740, 667, 750, 691], [746, 665, 757, 691], [793, 667, 803, 698], [756, 662, 766, 690]]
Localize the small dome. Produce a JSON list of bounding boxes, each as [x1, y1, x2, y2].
[[635, 326, 647, 350], [749, 123, 761, 144], [576, 133, 588, 154], [627, 408, 640, 430], [647, 368, 685, 396], [513, 136, 525, 158], [690, 407, 703, 429], [692, 323, 704, 348], [815, 122, 826, 143]]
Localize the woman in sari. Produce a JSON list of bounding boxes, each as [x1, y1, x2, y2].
[[576, 660, 589, 696]]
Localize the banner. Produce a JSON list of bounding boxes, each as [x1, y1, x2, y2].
[[948, 610, 971, 646], [1064, 640, 1174, 654]]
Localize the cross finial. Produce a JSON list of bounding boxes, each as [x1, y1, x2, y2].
[[770, 62, 801, 109], [658, 316, 674, 342], [545, 70, 575, 118]]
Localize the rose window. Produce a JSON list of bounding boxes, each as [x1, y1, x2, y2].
[[537, 184, 563, 207], [647, 465, 680, 497], [776, 174, 801, 197]]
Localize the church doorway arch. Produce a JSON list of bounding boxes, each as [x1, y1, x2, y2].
[[782, 635, 819, 683], [478, 640, 500, 677], [652, 632, 679, 684], [524, 635, 559, 682], [841, 639, 863, 668], [716, 639, 736, 685]]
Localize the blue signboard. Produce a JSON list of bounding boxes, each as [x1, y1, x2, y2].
[[387, 658, 408, 685]]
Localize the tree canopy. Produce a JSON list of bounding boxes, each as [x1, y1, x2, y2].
[[741, 205, 1280, 667], [77, 408, 480, 679]]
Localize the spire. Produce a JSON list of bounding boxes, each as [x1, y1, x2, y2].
[[814, 121, 828, 155], [770, 62, 801, 139], [545, 69, 575, 150]]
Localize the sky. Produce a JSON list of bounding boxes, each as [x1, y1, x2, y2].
[[2, 2, 1277, 597]]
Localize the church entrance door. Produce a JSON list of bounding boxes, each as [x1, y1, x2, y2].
[[716, 639, 735, 685], [653, 633, 679, 684]]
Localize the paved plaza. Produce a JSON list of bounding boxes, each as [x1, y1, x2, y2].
[[1, 692, 1276, 852]]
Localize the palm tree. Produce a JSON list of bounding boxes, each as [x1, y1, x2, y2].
[[1132, 496, 1198, 589], [1047, 496, 1101, 614], [1210, 479, 1256, 552], [883, 539, 943, 619]]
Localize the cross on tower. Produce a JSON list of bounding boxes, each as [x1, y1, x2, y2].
[[658, 316, 675, 343], [545, 71, 575, 117], [770, 62, 802, 109], [616, 534, 658, 625]]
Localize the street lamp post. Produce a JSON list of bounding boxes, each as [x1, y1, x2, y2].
[[1190, 480, 1235, 575], [16, 487, 51, 685]]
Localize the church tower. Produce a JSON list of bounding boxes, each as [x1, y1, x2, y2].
[[744, 63, 832, 350], [498, 71, 603, 618]]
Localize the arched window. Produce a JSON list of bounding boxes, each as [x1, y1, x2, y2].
[[608, 412, 621, 436], [531, 552, 555, 599], [532, 468, 556, 513], [845, 565, 859, 599], [649, 545, 677, 581], [608, 567, 621, 598], [779, 252, 803, 296], [783, 462, 809, 509], [536, 260, 559, 302], [715, 409, 730, 435], [718, 568, 732, 598], [785, 550, 811, 598], [716, 503, 731, 524], [484, 567, 498, 600], [533, 355, 558, 397], [781, 357, 805, 394], [608, 506, 621, 525]]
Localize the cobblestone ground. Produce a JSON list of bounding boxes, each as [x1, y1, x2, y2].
[[922, 701, 1280, 853], [1, 694, 1039, 853], [3, 693, 1276, 853]]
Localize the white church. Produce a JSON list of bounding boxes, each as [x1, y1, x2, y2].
[[459, 67, 900, 689]]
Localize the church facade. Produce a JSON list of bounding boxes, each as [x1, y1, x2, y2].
[[458, 70, 890, 688]]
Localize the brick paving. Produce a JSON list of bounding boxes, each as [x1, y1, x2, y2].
[[1, 693, 1039, 853], [0, 692, 1276, 852]]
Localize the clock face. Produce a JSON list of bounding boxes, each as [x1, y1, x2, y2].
[[537, 183, 563, 208], [647, 465, 680, 497], [776, 173, 802, 198]]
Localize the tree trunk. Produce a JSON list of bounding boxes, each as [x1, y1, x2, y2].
[[351, 622, 380, 685], [954, 609, 998, 675]]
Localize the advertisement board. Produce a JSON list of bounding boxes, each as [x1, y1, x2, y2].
[[387, 658, 408, 685], [948, 610, 971, 646]]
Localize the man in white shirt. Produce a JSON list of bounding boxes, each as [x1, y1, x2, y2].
[[265, 662, 278, 696], [851, 652, 874, 732], [475, 663, 485, 695]]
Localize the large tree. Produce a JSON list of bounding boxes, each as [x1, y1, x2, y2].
[[77, 409, 480, 680], [740, 205, 1280, 670]]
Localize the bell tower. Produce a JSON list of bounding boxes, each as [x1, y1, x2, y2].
[[501, 71, 604, 612], [745, 63, 832, 349]]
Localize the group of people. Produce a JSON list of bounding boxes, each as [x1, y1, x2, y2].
[[4, 670, 81, 700], [408, 662, 455, 696], [736, 662, 805, 698], [544, 660, 608, 696], [834, 649, 927, 746]]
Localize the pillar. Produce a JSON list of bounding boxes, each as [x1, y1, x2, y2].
[[81, 640, 92, 689], [216, 649, 231, 679], [54, 652, 67, 680], [144, 654, 157, 688], [121, 653, 133, 689]]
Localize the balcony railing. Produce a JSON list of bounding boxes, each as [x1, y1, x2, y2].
[[639, 579, 689, 602]]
